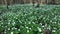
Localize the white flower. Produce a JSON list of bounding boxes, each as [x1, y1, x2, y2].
[[4, 31, 6, 34], [8, 22, 10, 25], [54, 22, 56, 24], [54, 28, 57, 30], [27, 30, 29, 33], [32, 22, 35, 24], [37, 27, 42, 32], [0, 25, 1, 26], [2, 26, 3, 27], [1, 23, 3, 24], [9, 20, 11, 22], [19, 20, 22, 23], [18, 29, 20, 31], [5, 26, 7, 28], [25, 22, 26, 24], [52, 30, 56, 32], [28, 22, 31, 24], [15, 28, 17, 30], [40, 23, 42, 25], [29, 28, 31, 30], [45, 24, 47, 27], [11, 32, 13, 34], [50, 20, 52, 22], [26, 27, 28, 29], [12, 22, 15, 26], [8, 28, 10, 30], [43, 17, 45, 19], [42, 26, 44, 28], [12, 27, 15, 30]]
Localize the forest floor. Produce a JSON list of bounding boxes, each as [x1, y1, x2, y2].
[[0, 4, 60, 34]]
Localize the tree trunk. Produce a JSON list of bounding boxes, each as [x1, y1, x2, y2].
[[10, 0, 13, 5], [35, 0, 40, 8], [4, 0, 9, 9], [32, 0, 35, 6], [52, 0, 55, 4]]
